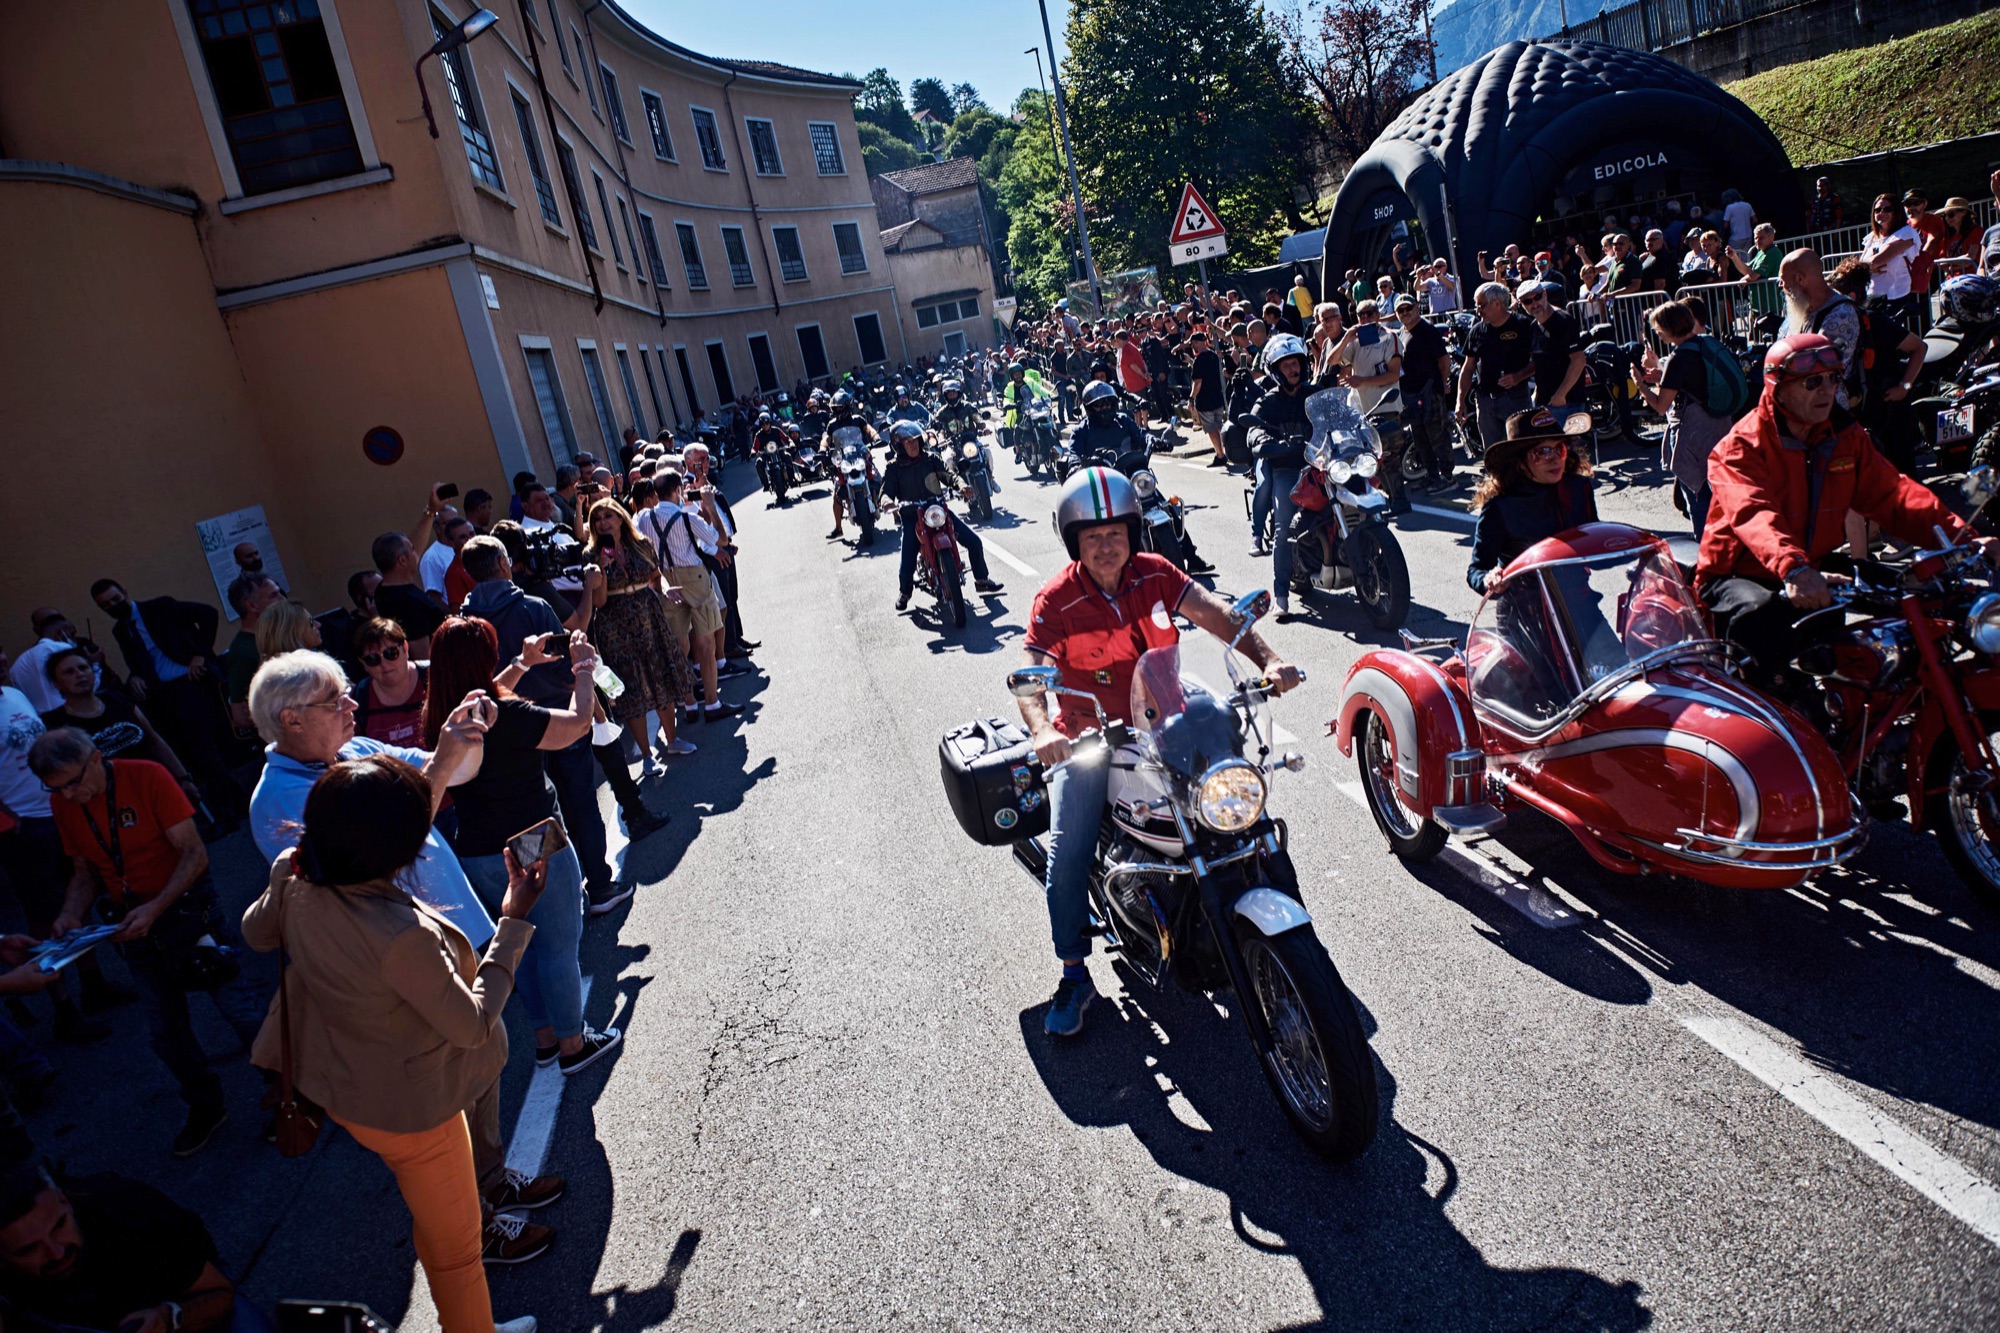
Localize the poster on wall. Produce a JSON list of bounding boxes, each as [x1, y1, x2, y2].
[[196, 505, 288, 617]]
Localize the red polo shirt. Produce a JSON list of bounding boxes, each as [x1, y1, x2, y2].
[[50, 759, 194, 903], [1024, 553, 1192, 737]]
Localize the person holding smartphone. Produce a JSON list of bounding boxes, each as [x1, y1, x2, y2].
[[421, 620, 620, 1076]]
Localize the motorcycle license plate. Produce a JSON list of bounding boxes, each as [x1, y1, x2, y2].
[[1145, 508, 1172, 526], [1938, 405, 1976, 445]]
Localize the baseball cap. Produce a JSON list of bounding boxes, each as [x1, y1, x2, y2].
[[1393, 294, 1417, 310]]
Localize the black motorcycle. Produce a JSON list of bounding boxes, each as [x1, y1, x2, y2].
[[940, 592, 1379, 1160], [757, 434, 794, 505], [1916, 302, 2000, 471], [950, 433, 996, 523], [1059, 437, 1194, 571]]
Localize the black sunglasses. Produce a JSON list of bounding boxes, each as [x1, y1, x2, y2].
[[360, 644, 405, 668]]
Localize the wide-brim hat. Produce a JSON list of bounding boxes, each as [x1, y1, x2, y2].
[[1483, 406, 1592, 473]]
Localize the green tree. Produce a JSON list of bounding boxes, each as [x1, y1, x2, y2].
[[950, 82, 987, 116], [857, 67, 920, 143], [997, 88, 1081, 305], [941, 107, 1006, 164], [1062, 0, 1309, 272], [909, 77, 955, 123], [858, 121, 922, 176], [1274, 0, 1434, 167]]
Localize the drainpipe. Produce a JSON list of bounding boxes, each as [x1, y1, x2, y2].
[[580, 4, 667, 328], [720, 72, 784, 318], [518, 0, 602, 312]]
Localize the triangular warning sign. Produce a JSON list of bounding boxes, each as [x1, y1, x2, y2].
[[1167, 182, 1225, 244]]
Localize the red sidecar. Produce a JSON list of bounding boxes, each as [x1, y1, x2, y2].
[[1332, 523, 1864, 889]]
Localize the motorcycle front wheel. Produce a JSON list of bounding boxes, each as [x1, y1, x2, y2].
[[1349, 525, 1412, 630], [938, 549, 966, 628], [972, 484, 993, 523], [1927, 716, 2000, 909], [1236, 923, 1379, 1161]]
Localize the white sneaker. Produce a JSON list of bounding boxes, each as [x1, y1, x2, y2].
[[640, 756, 666, 781], [497, 1318, 538, 1333], [662, 736, 698, 756]]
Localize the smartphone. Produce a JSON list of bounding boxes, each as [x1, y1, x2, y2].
[[436, 482, 461, 501], [506, 816, 569, 867]]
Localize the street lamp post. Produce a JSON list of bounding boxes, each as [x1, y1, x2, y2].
[[416, 7, 500, 139], [1036, 0, 1101, 313]]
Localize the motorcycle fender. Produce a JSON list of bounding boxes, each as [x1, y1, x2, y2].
[[1905, 669, 2000, 826], [1232, 885, 1312, 936], [1349, 487, 1389, 513], [1333, 650, 1475, 813]]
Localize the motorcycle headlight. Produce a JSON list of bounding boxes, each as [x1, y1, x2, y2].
[[1326, 458, 1354, 484], [764, 441, 777, 453], [1131, 469, 1159, 498], [1195, 760, 1267, 832], [1352, 451, 1379, 479], [923, 504, 949, 530], [1968, 593, 2000, 654], [962, 441, 980, 459]]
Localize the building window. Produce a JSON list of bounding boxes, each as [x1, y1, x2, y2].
[[522, 345, 578, 463], [637, 212, 670, 287], [429, 9, 502, 191], [599, 64, 629, 143], [771, 226, 807, 282], [747, 333, 779, 393], [705, 342, 737, 402], [639, 345, 666, 426], [554, 11, 572, 74], [522, 0, 541, 31], [675, 223, 708, 289], [795, 325, 829, 380], [556, 140, 595, 248], [745, 117, 783, 175], [511, 93, 560, 225], [591, 171, 622, 265], [853, 312, 887, 365], [720, 226, 754, 288], [641, 90, 674, 161], [617, 198, 642, 279], [577, 345, 620, 452], [807, 122, 844, 176], [185, 0, 364, 195], [573, 27, 596, 111], [674, 345, 702, 414], [916, 297, 980, 328], [615, 347, 647, 438], [833, 221, 867, 275], [691, 107, 725, 170]]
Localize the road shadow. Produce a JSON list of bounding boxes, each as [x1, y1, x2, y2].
[[1017, 983, 1651, 1331]]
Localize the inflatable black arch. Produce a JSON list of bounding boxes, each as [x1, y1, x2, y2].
[[1321, 40, 1801, 297]]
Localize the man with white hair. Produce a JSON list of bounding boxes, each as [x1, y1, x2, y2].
[[1456, 282, 1536, 453]]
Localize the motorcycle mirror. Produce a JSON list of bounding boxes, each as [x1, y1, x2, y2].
[[1562, 411, 1594, 437], [1230, 589, 1272, 626], [1007, 665, 1062, 698], [1965, 465, 1999, 513]]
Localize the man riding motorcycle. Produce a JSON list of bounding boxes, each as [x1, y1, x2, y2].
[[1001, 362, 1042, 452], [1697, 332, 1998, 684], [888, 387, 930, 428], [1067, 381, 1214, 574], [823, 391, 879, 542], [931, 378, 997, 496], [881, 421, 1003, 609], [1018, 467, 1301, 1036], [1246, 334, 1325, 621], [752, 411, 791, 496]]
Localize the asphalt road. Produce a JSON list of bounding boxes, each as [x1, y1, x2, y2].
[[36, 411, 2000, 1331]]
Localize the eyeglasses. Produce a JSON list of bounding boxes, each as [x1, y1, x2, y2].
[[39, 753, 100, 795], [291, 693, 353, 716], [360, 644, 405, 668], [1775, 343, 1844, 378], [1526, 442, 1569, 463], [1874, 207, 1896, 216], [1519, 292, 1547, 306]]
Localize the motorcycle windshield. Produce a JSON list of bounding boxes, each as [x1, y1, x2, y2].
[[829, 425, 865, 451], [1304, 387, 1381, 466], [1130, 646, 1240, 778], [1466, 546, 1710, 727]]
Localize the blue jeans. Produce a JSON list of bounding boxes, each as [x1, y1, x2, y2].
[[898, 511, 991, 594], [1251, 460, 1272, 548], [462, 845, 585, 1040], [1269, 466, 1302, 602], [1043, 755, 1109, 963], [544, 738, 612, 894]]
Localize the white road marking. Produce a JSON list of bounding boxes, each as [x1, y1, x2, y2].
[[505, 975, 594, 1178], [1678, 1012, 2000, 1250], [981, 537, 1039, 578], [1411, 502, 1475, 526]]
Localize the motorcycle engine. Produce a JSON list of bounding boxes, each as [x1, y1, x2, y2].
[[1858, 716, 1914, 804], [1102, 836, 1185, 968]]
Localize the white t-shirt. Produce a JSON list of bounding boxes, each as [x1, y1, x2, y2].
[[1723, 200, 1756, 251], [1423, 274, 1459, 313], [1862, 226, 1922, 300], [1342, 323, 1403, 417], [419, 539, 455, 596], [0, 687, 52, 821], [9, 638, 94, 714]]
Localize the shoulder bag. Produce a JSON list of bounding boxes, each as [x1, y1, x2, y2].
[[265, 876, 326, 1157]]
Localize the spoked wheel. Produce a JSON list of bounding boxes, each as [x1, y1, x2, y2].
[[938, 550, 967, 628], [1357, 710, 1446, 859], [1928, 715, 2000, 910], [1237, 924, 1379, 1160], [1349, 526, 1411, 630]]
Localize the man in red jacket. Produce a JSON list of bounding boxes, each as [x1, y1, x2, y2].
[[1696, 333, 1999, 681], [1113, 328, 1150, 397]]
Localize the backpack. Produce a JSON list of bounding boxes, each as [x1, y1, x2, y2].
[[1690, 334, 1753, 420]]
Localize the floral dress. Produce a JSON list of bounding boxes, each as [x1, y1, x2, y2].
[[590, 541, 695, 721]]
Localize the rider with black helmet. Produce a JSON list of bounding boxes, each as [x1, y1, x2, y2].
[[1016, 467, 1300, 1037], [752, 410, 791, 498], [888, 386, 930, 428], [1065, 383, 1213, 573], [880, 421, 1003, 609], [823, 390, 878, 541], [1246, 333, 1324, 620]]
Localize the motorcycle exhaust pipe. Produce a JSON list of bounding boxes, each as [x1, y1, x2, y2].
[[1012, 837, 1049, 884]]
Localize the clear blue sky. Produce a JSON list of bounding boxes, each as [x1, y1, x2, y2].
[[623, 0, 1073, 118]]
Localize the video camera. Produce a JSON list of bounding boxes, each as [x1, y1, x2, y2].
[[518, 528, 586, 583]]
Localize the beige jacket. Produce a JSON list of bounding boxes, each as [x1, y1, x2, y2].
[[241, 854, 533, 1134]]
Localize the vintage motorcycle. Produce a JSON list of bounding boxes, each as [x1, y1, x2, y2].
[[1285, 389, 1412, 630], [1019, 400, 1061, 478], [1058, 432, 1195, 572], [832, 424, 879, 546], [758, 432, 795, 505], [890, 497, 970, 629], [952, 434, 996, 523], [1335, 523, 1864, 887], [939, 594, 1377, 1159]]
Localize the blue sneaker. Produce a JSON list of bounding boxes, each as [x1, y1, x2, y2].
[[1044, 975, 1097, 1037]]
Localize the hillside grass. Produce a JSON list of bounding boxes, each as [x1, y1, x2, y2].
[[1725, 9, 2000, 161]]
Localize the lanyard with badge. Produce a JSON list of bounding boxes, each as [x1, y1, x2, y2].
[[78, 760, 132, 901]]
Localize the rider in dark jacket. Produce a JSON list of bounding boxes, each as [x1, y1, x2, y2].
[[1245, 334, 1327, 617], [1467, 407, 1599, 594], [881, 422, 1003, 610], [822, 391, 878, 541], [1066, 383, 1211, 574]]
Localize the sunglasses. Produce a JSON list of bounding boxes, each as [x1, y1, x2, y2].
[[1776, 344, 1844, 378], [360, 644, 405, 668], [1526, 441, 1569, 462], [1519, 292, 1547, 305]]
